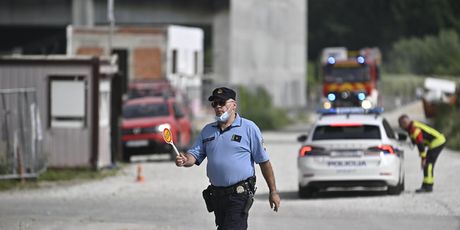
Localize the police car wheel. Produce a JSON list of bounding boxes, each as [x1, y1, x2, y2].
[[387, 176, 404, 195], [401, 177, 405, 191], [298, 184, 316, 199], [387, 184, 401, 195]]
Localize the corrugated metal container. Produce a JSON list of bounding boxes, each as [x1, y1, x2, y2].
[[0, 55, 112, 169]]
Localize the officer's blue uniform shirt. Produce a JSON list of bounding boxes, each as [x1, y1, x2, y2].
[[188, 114, 269, 187]]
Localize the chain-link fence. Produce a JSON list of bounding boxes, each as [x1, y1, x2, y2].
[[0, 88, 46, 180]]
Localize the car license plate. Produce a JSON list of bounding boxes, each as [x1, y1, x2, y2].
[[336, 169, 356, 174], [126, 140, 148, 147], [331, 150, 363, 158], [327, 160, 367, 167]]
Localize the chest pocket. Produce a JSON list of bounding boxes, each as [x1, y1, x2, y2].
[[203, 135, 218, 154]]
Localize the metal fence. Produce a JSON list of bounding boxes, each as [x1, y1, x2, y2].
[[0, 88, 46, 180]]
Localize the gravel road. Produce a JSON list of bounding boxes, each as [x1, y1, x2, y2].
[[0, 102, 459, 230]]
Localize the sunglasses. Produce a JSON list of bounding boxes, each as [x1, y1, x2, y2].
[[211, 100, 233, 108]]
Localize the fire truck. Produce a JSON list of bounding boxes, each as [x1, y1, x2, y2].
[[320, 47, 382, 109]]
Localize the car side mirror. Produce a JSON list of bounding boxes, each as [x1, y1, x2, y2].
[[397, 132, 407, 141], [297, 134, 308, 142]]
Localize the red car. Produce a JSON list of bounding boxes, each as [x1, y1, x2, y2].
[[122, 96, 193, 162]]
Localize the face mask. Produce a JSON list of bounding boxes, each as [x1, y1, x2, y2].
[[215, 111, 230, 123]]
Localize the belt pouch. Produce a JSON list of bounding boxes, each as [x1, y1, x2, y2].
[[202, 186, 215, 212], [243, 192, 254, 214]]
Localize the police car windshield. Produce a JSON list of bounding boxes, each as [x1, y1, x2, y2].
[[312, 125, 381, 140], [324, 66, 370, 83], [123, 103, 169, 119]]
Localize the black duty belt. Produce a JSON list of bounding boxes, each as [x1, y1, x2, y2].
[[210, 176, 256, 196]]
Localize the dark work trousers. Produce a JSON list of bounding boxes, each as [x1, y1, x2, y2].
[[213, 193, 250, 230], [422, 144, 444, 188]]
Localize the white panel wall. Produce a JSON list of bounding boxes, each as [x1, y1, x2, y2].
[[167, 25, 204, 78], [166, 25, 205, 116]]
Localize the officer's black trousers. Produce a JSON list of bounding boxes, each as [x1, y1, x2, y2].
[[214, 193, 250, 230], [422, 144, 444, 188]]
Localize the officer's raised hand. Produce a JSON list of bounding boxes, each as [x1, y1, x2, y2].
[[175, 153, 187, 167], [175, 153, 197, 168]]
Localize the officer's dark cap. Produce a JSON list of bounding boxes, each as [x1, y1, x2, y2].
[[208, 87, 236, 101]]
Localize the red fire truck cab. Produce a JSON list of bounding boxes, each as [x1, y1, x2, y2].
[[320, 47, 382, 109]]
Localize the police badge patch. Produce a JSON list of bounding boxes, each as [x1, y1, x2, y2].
[[231, 134, 242, 142]]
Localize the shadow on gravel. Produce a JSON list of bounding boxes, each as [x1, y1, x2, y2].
[[255, 190, 389, 201]]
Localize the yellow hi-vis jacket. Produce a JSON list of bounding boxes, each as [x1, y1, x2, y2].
[[408, 121, 446, 157]]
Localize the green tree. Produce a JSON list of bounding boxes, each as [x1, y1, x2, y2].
[[238, 86, 290, 130], [308, 0, 460, 61], [388, 30, 460, 75]]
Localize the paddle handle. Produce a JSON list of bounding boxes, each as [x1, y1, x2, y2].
[[170, 142, 180, 156]]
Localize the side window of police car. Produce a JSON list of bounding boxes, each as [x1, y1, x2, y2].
[[382, 119, 396, 139]]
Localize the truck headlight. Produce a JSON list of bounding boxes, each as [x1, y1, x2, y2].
[[156, 123, 171, 132], [323, 101, 332, 109], [361, 100, 372, 109]]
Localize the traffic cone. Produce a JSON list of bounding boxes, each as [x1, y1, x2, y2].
[[136, 164, 145, 183]]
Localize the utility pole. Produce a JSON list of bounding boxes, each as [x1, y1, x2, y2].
[[107, 0, 115, 56]]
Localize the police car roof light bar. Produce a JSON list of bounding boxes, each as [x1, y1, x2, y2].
[[317, 107, 384, 115]]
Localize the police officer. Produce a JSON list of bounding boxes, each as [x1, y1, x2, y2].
[[398, 114, 446, 193], [175, 87, 281, 229]]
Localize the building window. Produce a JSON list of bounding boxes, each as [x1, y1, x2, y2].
[[172, 49, 178, 74], [49, 76, 87, 128]]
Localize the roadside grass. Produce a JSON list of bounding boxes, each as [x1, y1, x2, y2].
[[382, 73, 460, 93], [381, 73, 425, 97], [0, 166, 122, 192]]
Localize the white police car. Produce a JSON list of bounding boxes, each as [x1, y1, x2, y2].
[[297, 108, 407, 198]]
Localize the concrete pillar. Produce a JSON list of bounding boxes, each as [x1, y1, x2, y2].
[[229, 0, 307, 108], [72, 0, 95, 26], [212, 9, 230, 84]]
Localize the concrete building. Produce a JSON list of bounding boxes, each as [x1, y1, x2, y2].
[[67, 25, 204, 115], [0, 0, 307, 108]]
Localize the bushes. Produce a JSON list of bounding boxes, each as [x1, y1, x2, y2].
[[237, 86, 291, 130], [381, 73, 424, 97], [433, 104, 460, 151], [387, 30, 460, 75]]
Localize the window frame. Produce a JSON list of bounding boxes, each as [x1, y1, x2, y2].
[[312, 124, 382, 140], [382, 118, 396, 139], [48, 76, 87, 128]]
